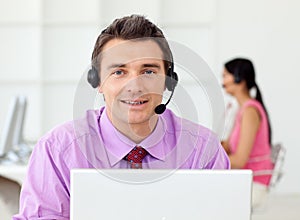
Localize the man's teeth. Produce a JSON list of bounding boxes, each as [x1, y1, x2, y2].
[[123, 100, 146, 105]]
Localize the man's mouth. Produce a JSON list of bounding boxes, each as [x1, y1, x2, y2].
[[121, 100, 148, 105]]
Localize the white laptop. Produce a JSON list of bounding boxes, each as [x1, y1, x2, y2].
[[70, 169, 252, 220]]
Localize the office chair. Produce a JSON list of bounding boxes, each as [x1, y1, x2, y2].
[[253, 143, 286, 190], [251, 143, 286, 214]]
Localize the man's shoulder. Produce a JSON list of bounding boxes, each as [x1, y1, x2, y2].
[[162, 110, 224, 165], [163, 109, 214, 139], [38, 109, 102, 152]]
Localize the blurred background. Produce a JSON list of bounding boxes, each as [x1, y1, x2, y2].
[[0, 0, 299, 210]]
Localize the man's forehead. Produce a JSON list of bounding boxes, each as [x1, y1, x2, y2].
[[101, 39, 165, 66]]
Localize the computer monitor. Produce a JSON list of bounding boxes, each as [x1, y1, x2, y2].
[[13, 96, 27, 147], [0, 96, 20, 157], [0, 96, 27, 158], [71, 169, 252, 220]]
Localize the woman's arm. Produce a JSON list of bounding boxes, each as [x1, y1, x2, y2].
[[229, 106, 261, 168], [221, 140, 231, 154]]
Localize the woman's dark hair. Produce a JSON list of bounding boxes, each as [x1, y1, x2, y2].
[[224, 58, 272, 145]]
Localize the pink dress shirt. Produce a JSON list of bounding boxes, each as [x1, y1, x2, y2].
[[13, 107, 229, 219]]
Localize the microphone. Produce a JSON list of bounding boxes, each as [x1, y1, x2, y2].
[[154, 89, 175, 114]]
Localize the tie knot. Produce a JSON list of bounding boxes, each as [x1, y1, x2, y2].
[[125, 146, 148, 169]]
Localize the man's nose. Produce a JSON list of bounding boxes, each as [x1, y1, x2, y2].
[[124, 74, 145, 93]]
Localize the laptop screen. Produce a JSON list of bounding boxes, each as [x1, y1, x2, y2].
[[70, 169, 252, 220]]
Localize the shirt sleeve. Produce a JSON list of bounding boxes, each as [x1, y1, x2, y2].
[[192, 130, 231, 169], [12, 138, 70, 220], [205, 143, 231, 169]]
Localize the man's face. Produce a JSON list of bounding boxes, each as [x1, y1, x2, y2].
[[98, 39, 166, 127]]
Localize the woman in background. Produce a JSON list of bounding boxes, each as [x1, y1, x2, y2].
[[221, 57, 274, 208]]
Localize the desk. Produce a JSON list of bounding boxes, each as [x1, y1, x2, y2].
[[0, 164, 28, 185]]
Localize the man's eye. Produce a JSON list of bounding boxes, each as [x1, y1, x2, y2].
[[113, 70, 124, 75], [144, 70, 155, 75]]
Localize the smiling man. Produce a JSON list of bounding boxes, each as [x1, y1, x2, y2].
[[13, 15, 230, 220], [98, 39, 166, 143]]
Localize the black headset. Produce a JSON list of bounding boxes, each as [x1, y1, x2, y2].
[[87, 66, 100, 89], [88, 27, 178, 90], [87, 63, 178, 91], [87, 60, 178, 114], [233, 61, 243, 84]]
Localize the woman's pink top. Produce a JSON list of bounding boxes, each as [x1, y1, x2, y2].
[[229, 99, 274, 186]]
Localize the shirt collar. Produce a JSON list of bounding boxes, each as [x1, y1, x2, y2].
[[99, 108, 167, 166]]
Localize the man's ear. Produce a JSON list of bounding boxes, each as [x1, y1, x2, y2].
[[97, 85, 105, 101]]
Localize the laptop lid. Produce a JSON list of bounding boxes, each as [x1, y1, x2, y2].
[[70, 169, 252, 220]]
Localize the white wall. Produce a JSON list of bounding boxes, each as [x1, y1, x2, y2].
[[214, 0, 300, 194], [0, 0, 299, 194]]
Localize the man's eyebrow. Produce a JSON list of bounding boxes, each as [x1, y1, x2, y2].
[[142, 63, 161, 69], [107, 63, 162, 70], [107, 63, 126, 69]]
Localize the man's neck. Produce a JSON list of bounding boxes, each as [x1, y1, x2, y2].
[[109, 115, 159, 144]]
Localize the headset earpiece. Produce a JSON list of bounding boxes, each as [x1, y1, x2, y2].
[[233, 64, 242, 84], [87, 66, 100, 88], [234, 71, 241, 83], [155, 65, 178, 115], [165, 66, 178, 91]]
